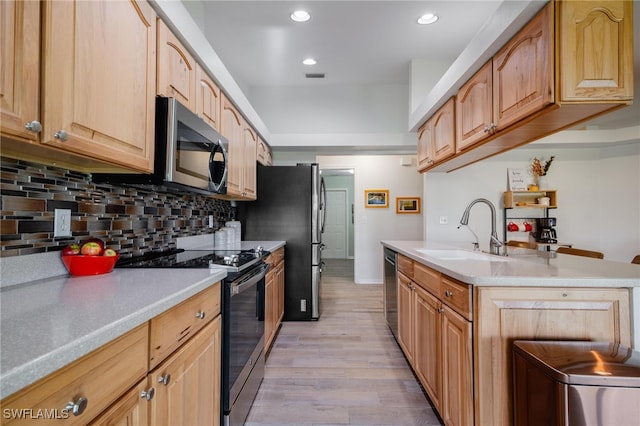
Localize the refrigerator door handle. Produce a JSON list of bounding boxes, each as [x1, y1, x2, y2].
[[320, 177, 327, 234]]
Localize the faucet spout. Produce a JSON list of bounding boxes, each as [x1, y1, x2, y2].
[[459, 198, 503, 255]]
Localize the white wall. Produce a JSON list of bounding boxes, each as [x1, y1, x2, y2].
[[316, 155, 423, 284], [424, 142, 640, 262]]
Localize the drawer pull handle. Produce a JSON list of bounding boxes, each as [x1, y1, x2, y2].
[[65, 396, 88, 416], [158, 374, 171, 386], [54, 130, 68, 141], [195, 310, 206, 319], [24, 120, 42, 133], [140, 387, 155, 401], [445, 290, 454, 297]]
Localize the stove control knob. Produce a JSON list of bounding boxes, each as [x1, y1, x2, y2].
[[254, 246, 264, 256], [224, 254, 239, 264]]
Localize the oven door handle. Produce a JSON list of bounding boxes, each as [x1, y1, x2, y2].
[[231, 264, 269, 296]]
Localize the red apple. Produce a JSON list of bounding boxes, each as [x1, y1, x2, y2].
[[61, 243, 81, 256], [84, 238, 105, 250], [81, 241, 103, 256], [103, 248, 117, 257]]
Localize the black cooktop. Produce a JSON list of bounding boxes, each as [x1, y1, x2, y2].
[[116, 248, 267, 272]]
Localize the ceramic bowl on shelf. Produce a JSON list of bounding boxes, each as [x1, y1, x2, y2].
[[61, 254, 120, 276]]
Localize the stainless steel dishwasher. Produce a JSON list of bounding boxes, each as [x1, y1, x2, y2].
[[383, 247, 398, 338]]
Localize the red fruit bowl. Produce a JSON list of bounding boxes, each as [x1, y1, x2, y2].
[[61, 254, 120, 276]]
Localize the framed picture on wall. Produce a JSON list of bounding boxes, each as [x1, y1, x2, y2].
[[396, 197, 421, 214], [364, 189, 389, 208]]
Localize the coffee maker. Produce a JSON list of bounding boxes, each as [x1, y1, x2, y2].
[[536, 217, 557, 243]]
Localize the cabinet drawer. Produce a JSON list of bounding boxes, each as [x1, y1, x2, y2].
[[149, 282, 221, 369], [267, 247, 285, 266], [1, 324, 148, 426], [441, 277, 472, 320], [397, 254, 414, 277], [413, 262, 440, 295]]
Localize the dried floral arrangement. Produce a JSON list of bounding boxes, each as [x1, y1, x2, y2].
[[531, 156, 555, 176]]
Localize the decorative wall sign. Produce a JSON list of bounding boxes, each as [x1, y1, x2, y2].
[[396, 197, 421, 214], [507, 168, 527, 191], [364, 189, 389, 208]]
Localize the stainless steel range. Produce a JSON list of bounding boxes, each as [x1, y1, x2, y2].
[[117, 247, 270, 426]]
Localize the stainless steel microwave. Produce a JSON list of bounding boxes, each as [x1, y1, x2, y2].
[[93, 97, 228, 195]]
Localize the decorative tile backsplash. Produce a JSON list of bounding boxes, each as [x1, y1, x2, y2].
[[0, 157, 233, 258]]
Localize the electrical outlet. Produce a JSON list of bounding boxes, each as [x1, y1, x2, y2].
[[300, 299, 307, 312], [208, 215, 214, 228], [439, 216, 448, 225], [54, 209, 72, 237]]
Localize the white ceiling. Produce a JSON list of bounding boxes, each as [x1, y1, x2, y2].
[[187, 0, 639, 148]]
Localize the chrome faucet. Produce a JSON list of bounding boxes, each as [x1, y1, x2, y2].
[[458, 198, 503, 255]]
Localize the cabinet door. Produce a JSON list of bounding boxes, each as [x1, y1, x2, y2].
[[456, 61, 493, 152], [412, 285, 441, 412], [493, 3, 553, 130], [558, 0, 633, 101], [89, 378, 149, 426], [441, 306, 473, 426], [396, 272, 414, 364], [150, 316, 221, 426], [195, 64, 221, 131], [416, 121, 433, 172], [0, 0, 40, 143], [242, 121, 258, 200], [475, 286, 631, 426], [431, 98, 456, 163], [264, 269, 276, 351], [220, 94, 243, 198], [41, 0, 156, 173], [157, 19, 196, 111], [277, 259, 285, 323]]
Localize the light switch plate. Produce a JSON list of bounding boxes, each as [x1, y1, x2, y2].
[[54, 209, 72, 237]]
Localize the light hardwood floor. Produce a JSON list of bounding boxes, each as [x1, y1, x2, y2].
[[246, 259, 443, 425]]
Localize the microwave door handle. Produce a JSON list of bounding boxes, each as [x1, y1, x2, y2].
[[209, 141, 228, 192]]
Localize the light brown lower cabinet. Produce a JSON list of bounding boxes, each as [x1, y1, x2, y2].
[[265, 247, 285, 352], [149, 316, 221, 426], [1, 283, 222, 426], [395, 256, 631, 426]]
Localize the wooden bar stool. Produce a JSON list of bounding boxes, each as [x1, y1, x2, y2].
[[556, 247, 604, 259], [631, 255, 640, 264]]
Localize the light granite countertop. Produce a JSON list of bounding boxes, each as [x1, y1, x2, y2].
[[0, 240, 286, 400], [382, 240, 640, 287]]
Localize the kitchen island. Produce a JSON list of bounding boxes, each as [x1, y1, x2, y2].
[[382, 240, 640, 426]]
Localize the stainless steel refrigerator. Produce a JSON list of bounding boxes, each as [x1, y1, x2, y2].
[[239, 163, 326, 320]]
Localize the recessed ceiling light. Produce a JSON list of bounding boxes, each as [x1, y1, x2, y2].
[[303, 58, 317, 66], [418, 13, 439, 25], [290, 10, 310, 22]]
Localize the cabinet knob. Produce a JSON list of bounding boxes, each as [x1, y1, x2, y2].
[[24, 120, 42, 133], [195, 310, 206, 319], [54, 130, 68, 141], [158, 374, 171, 386], [65, 396, 88, 416], [438, 307, 444, 314], [445, 290, 454, 297], [140, 387, 155, 401]]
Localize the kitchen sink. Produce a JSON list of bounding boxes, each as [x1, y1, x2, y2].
[[415, 249, 511, 262]]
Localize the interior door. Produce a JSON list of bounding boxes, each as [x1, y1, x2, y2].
[[322, 189, 347, 259]]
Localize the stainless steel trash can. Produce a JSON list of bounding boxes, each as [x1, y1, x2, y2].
[[513, 340, 640, 426]]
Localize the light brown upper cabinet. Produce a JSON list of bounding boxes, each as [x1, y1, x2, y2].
[[157, 19, 197, 112], [219, 93, 258, 200], [2, 0, 157, 173], [417, 120, 434, 171], [493, 4, 554, 131], [195, 64, 222, 132], [1, 0, 40, 144], [422, 0, 634, 173], [455, 61, 494, 152], [558, 1, 633, 102], [257, 137, 273, 166], [417, 98, 455, 172]]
